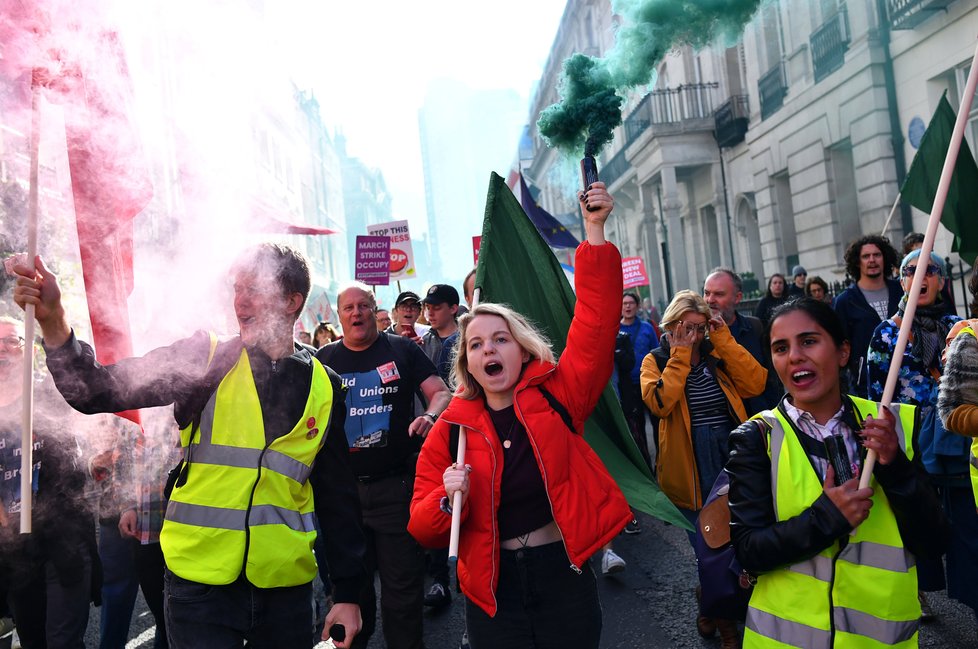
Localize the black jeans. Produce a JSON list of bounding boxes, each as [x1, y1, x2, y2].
[[163, 570, 312, 649], [7, 542, 92, 649], [352, 473, 425, 649], [464, 542, 602, 649]]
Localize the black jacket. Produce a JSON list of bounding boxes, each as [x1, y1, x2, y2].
[[831, 279, 902, 397], [44, 330, 366, 601], [726, 395, 948, 574]]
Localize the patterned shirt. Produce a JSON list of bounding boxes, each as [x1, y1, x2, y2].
[[866, 315, 961, 410], [783, 401, 860, 481]]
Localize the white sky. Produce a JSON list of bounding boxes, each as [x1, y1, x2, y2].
[[271, 0, 570, 235]]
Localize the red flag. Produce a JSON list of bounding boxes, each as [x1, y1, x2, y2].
[[3, 3, 153, 424]]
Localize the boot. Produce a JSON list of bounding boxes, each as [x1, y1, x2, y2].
[[717, 618, 742, 649], [695, 586, 716, 638]]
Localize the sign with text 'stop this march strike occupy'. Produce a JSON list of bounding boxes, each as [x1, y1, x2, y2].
[[355, 235, 391, 285], [367, 219, 416, 280]]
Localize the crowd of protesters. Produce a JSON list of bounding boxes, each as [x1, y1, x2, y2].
[[2, 174, 978, 649]]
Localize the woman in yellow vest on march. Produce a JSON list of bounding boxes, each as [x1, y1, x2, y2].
[[726, 298, 948, 648]]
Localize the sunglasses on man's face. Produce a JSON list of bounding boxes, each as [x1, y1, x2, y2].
[[901, 263, 941, 278]]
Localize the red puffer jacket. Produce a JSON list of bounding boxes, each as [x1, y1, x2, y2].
[[408, 242, 632, 617]]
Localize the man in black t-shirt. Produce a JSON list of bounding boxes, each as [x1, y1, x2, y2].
[[318, 284, 451, 649]]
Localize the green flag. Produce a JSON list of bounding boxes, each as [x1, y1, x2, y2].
[[475, 172, 689, 530], [901, 92, 978, 262]]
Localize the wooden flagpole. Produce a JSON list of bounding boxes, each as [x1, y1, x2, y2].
[[861, 40, 978, 489], [448, 286, 479, 561], [20, 70, 43, 533]]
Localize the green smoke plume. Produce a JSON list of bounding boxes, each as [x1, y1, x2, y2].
[[538, 0, 764, 156]]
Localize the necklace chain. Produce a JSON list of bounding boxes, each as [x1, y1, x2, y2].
[[499, 416, 518, 450]]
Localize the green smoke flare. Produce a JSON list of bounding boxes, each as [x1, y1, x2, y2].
[[538, 0, 764, 156]]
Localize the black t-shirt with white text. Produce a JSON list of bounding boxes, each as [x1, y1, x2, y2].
[[317, 334, 437, 477]]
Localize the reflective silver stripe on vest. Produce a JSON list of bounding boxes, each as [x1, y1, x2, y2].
[[262, 450, 314, 484], [766, 416, 784, 520], [788, 554, 833, 582], [191, 444, 261, 469], [167, 501, 246, 530], [167, 501, 315, 534], [833, 607, 918, 645], [747, 606, 831, 649], [198, 395, 217, 445], [839, 541, 915, 573], [187, 445, 313, 484], [888, 403, 910, 455], [970, 453, 978, 471], [249, 505, 317, 533]]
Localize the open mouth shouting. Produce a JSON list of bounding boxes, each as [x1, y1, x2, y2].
[[484, 361, 504, 377], [790, 369, 816, 387]]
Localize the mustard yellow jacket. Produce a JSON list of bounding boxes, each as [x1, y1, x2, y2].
[[640, 325, 766, 510]]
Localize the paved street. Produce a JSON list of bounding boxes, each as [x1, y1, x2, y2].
[[73, 510, 976, 648]]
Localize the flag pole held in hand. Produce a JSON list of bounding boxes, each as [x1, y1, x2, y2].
[[861, 39, 978, 490], [20, 69, 43, 534], [448, 286, 480, 561]]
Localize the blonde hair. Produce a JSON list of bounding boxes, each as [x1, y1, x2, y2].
[[450, 303, 554, 400], [659, 290, 711, 332]]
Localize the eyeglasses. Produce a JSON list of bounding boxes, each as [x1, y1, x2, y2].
[[0, 336, 25, 349], [682, 323, 709, 335], [901, 263, 941, 278], [397, 303, 421, 312]]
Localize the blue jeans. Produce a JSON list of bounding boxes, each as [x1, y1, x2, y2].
[[99, 521, 140, 649], [163, 570, 312, 649], [691, 420, 736, 501], [464, 542, 601, 649]]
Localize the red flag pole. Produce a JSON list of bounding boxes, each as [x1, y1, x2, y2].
[[448, 286, 480, 561], [20, 69, 43, 534], [861, 40, 978, 489]]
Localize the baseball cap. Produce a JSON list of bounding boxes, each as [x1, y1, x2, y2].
[[394, 291, 421, 307], [791, 265, 807, 277], [422, 284, 460, 306]]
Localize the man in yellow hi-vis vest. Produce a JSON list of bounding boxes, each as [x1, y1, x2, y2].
[[13, 243, 366, 648]]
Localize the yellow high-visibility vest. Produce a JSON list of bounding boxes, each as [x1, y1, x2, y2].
[[744, 396, 920, 648], [161, 344, 333, 587]]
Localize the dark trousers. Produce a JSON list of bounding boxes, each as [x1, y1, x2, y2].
[[352, 474, 425, 649], [465, 542, 602, 649], [426, 547, 450, 586], [163, 570, 312, 649], [622, 382, 656, 469], [8, 543, 92, 649], [136, 543, 168, 647], [99, 521, 139, 649], [99, 522, 169, 649]]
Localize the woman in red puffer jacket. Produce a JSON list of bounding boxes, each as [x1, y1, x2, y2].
[[408, 183, 631, 649]]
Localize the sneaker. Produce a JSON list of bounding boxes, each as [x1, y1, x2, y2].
[[601, 548, 626, 575], [424, 581, 451, 609], [624, 518, 642, 534]]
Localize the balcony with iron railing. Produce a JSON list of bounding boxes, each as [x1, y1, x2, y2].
[[600, 147, 630, 188], [714, 95, 750, 148], [887, 0, 957, 30], [622, 83, 719, 146], [758, 63, 787, 120], [811, 5, 851, 83]]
